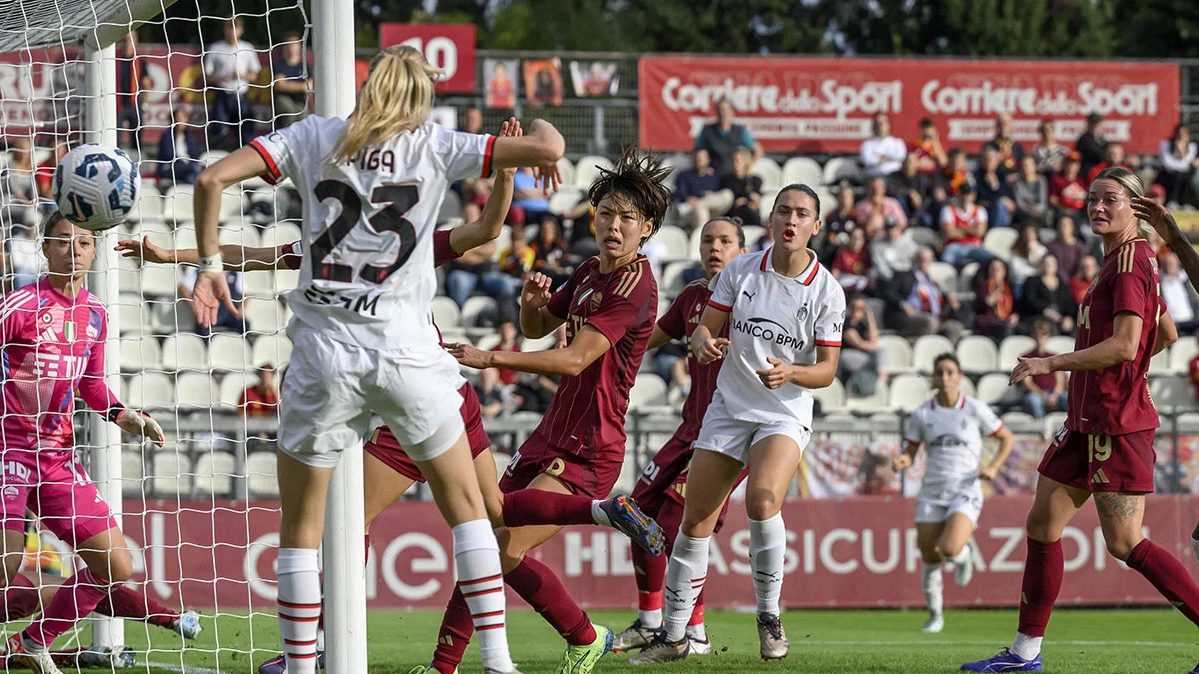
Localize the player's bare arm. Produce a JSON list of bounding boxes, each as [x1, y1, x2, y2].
[[646, 325, 675, 351], [1133, 196, 1199, 290], [1153, 309, 1179, 356], [447, 325, 611, 377], [1010, 312, 1143, 384], [893, 441, 920, 471], [490, 118, 565, 193], [689, 307, 730, 364], [448, 118, 520, 253], [518, 272, 565, 338], [980, 425, 1015, 481], [116, 237, 296, 271], [755, 344, 840, 390]]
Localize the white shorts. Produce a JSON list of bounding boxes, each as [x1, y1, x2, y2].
[[914, 481, 984, 525], [278, 328, 464, 468], [692, 397, 811, 465]]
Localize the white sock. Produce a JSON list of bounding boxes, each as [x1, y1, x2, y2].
[[276, 548, 322, 674], [749, 513, 786, 615], [452, 519, 513, 674], [663, 534, 710, 643], [945, 545, 970, 566], [686, 622, 707, 641], [638, 608, 662, 629], [921, 561, 943, 617], [591, 500, 611, 526], [1011, 631, 1043, 660]]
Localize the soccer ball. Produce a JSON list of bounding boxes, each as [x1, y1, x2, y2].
[[53, 144, 139, 232]]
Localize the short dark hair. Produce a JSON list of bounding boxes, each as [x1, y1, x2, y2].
[[40, 210, 69, 239], [587, 146, 673, 244], [702, 216, 745, 248], [772, 183, 821, 217], [1032, 318, 1052, 335], [919, 117, 934, 128], [933, 353, 960, 372]]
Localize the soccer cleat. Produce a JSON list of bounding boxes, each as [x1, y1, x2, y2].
[[960, 647, 1043, 672], [627, 632, 689, 665], [171, 611, 203, 639], [5, 634, 64, 674], [599, 495, 665, 556], [258, 651, 327, 674], [484, 668, 522, 674], [76, 645, 136, 668], [756, 612, 789, 660], [955, 542, 975, 587], [556, 624, 613, 674], [687, 633, 712, 655], [612, 619, 661, 652], [1190, 661, 1199, 674], [921, 614, 944, 634]]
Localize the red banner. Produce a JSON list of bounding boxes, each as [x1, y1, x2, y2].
[[105, 495, 1199, 611], [638, 56, 1179, 155], [379, 23, 476, 94]]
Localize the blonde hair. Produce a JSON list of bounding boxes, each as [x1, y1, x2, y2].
[[1090, 166, 1151, 236], [330, 45, 441, 165]]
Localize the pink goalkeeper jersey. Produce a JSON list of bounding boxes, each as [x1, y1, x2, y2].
[[0, 279, 118, 451]]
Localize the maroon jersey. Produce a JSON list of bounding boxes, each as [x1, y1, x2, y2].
[[537, 255, 657, 454], [1067, 238, 1160, 435], [281, 229, 460, 270], [656, 278, 726, 442]]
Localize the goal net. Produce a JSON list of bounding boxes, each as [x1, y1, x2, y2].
[[0, 1, 310, 670]]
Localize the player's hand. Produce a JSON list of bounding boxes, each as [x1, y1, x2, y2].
[[445, 342, 493, 370], [532, 162, 561, 195], [1132, 196, 1179, 239], [755, 356, 795, 389], [892, 453, 913, 471], [521, 272, 553, 309], [692, 336, 729, 364], [1010, 356, 1053, 386], [191, 271, 240, 327], [115, 236, 173, 265], [116, 409, 165, 447], [979, 465, 999, 482], [497, 117, 523, 178]]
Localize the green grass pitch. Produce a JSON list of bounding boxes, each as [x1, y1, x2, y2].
[[51, 607, 1198, 673]]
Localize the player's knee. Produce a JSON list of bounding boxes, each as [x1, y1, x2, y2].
[[1024, 509, 1060, 543], [745, 488, 780, 521], [484, 493, 505, 529], [936, 541, 964, 559], [1103, 533, 1139, 562], [91, 551, 134, 584]]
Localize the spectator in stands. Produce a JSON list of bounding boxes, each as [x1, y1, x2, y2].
[[477, 320, 521, 418], [1189, 330, 1199, 401], [752, 223, 773, 252], [180, 266, 247, 335], [1032, 119, 1068, 175], [2, 138, 37, 231], [116, 32, 153, 150], [462, 106, 484, 134], [1020, 319, 1067, 419], [1012, 155, 1049, 225], [855, 175, 907, 237], [939, 146, 973, 199], [34, 143, 66, 206], [1018, 254, 1075, 335], [203, 17, 261, 151], [1157, 123, 1199, 207], [860, 112, 907, 178], [1048, 152, 1087, 223], [890, 153, 934, 228], [530, 214, 574, 287], [442, 238, 499, 306], [831, 227, 870, 293], [721, 147, 763, 227], [1069, 254, 1098, 304], [512, 166, 549, 224], [818, 181, 860, 261], [975, 146, 1015, 229], [870, 215, 919, 282], [156, 107, 203, 186], [839, 293, 886, 396], [1161, 252, 1199, 333], [1074, 112, 1107, 174], [984, 113, 1024, 172], [693, 97, 761, 176], [5, 222, 38, 290], [1046, 214, 1086, 280], [939, 183, 991, 267], [271, 31, 310, 129], [239, 364, 279, 417], [911, 117, 947, 175], [1008, 222, 1046, 290], [973, 258, 1018, 342], [674, 148, 733, 230], [1085, 142, 1131, 185], [881, 246, 965, 341]]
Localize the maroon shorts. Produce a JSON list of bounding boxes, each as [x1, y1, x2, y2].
[[1038, 427, 1156, 494], [498, 435, 623, 499], [364, 383, 491, 483], [631, 433, 695, 517]]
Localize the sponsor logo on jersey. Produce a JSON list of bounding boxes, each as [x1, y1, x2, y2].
[[731, 316, 802, 348], [1, 486, 17, 501], [1, 460, 31, 483], [742, 290, 757, 302], [929, 433, 968, 450], [797, 304, 809, 321], [589, 290, 603, 312], [302, 286, 380, 317]]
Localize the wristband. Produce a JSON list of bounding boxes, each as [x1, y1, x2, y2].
[[105, 403, 127, 423], [198, 254, 223, 274]]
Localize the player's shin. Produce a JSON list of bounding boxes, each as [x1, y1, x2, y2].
[[452, 519, 513, 673], [276, 548, 322, 674], [24, 567, 114, 649], [921, 561, 943, 617], [663, 534, 710, 643], [748, 513, 785, 615], [1125, 538, 1199, 628], [1012, 538, 1063, 660]]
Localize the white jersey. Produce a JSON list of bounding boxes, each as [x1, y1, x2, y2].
[[707, 247, 846, 427], [251, 116, 494, 350], [904, 394, 1004, 492]]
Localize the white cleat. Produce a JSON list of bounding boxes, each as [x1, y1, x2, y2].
[[756, 613, 789, 660], [687, 633, 712, 655], [5, 634, 64, 674], [954, 542, 975, 587], [921, 614, 944, 634]]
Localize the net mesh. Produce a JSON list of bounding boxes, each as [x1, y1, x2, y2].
[[0, 1, 308, 670]]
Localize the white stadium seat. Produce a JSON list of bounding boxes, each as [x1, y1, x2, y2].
[[574, 155, 615, 189], [878, 335, 914, 373], [208, 333, 253, 371], [555, 157, 576, 188], [219, 371, 255, 407], [161, 334, 206, 372], [1047, 335, 1075, 355], [888, 374, 931, 412], [812, 377, 846, 411], [261, 221, 303, 249], [846, 379, 889, 412], [781, 157, 822, 187], [1151, 376, 1195, 411], [219, 224, 262, 249], [976, 373, 1014, 406], [655, 225, 691, 261], [1150, 344, 1172, 375], [749, 157, 782, 190], [912, 334, 955, 374], [1171, 337, 1199, 374], [956, 335, 999, 374], [461, 296, 498, 328], [244, 299, 286, 335], [120, 334, 162, 373], [176, 371, 221, 409], [151, 453, 191, 497], [193, 451, 237, 497], [629, 373, 668, 410], [982, 228, 1019, 259], [122, 450, 145, 497], [140, 265, 180, 299], [125, 372, 174, 409], [822, 157, 862, 185], [997, 335, 1036, 371], [252, 334, 293, 367], [432, 296, 462, 331], [927, 262, 957, 293], [246, 452, 279, 498], [520, 332, 558, 352]]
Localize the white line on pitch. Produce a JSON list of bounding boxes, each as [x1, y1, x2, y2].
[[799, 639, 1197, 648], [147, 662, 225, 674]]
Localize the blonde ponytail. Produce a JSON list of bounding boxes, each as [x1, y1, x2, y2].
[[331, 45, 441, 165]]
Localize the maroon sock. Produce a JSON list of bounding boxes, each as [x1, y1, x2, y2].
[[430, 586, 474, 674], [506, 557, 596, 646], [634, 497, 681, 605], [1125, 538, 1199, 627], [1017, 538, 1063, 637], [502, 490, 594, 528], [2, 574, 40, 621], [94, 584, 178, 628]]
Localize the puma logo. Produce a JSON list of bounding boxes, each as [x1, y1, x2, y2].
[[742, 290, 757, 302]]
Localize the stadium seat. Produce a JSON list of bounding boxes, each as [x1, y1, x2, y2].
[[176, 371, 221, 410], [246, 452, 279, 499], [126, 372, 174, 409], [151, 452, 192, 497], [208, 333, 253, 371], [218, 372, 254, 407], [548, 187, 584, 216], [911, 227, 942, 251], [927, 262, 956, 293], [140, 265, 180, 299], [117, 255, 140, 295], [846, 379, 888, 412], [169, 226, 199, 250], [574, 155, 615, 189], [959, 376, 976, 398], [982, 228, 1019, 259], [192, 451, 237, 498], [629, 373, 668, 410], [1001, 411, 1037, 428], [661, 260, 694, 298], [750, 157, 782, 190], [161, 187, 195, 225], [555, 157, 576, 188], [120, 334, 162, 373], [461, 296, 498, 328], [1171, 337, 1199, 374], [130, 181, 165, 224], [976, 372, 1014, 406], [997, 335, 1036, 371], [1046, 335, 1074, 355], [781, 157, 822, 187], [252, 334, 293, 367], [274, 269, 300, 292], [743, 227, 766, 250], [655, 225, 690, 261], [261, 222, 303, 249], [958, 262, 980, 292], [161, 334, 207, 372], [1151, 376, 1195, 411], [912, 334, 955, 374], [822, 157, 863, 185], [121, 450, 145, 498], [521, 332, 558, 352], [1150, 344, 1172, 375], [811, 377, 846, 412], [117, 294, 151, 335], [1044, 412, 1067, 436], [217, 187, 245, 221], [244, 298, 286, 335], [219, 225, 262, 250], [437, 189, 462, 226], [878, 335, 914, 373], [889, 374, 931, 412], [759, 189, 779, 222], [956, 335, 999, 374], [432, 296, 462, 331], [474, 333, 500, 352]]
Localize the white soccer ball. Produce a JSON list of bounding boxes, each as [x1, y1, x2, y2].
[[53, 144, 139, 232]]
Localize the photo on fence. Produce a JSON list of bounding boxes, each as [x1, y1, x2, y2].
[[483, 58, 518, 109], [569, 60, 619, 98], [522, 57, 563, 107]]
